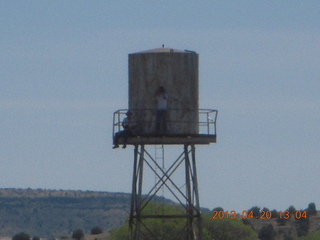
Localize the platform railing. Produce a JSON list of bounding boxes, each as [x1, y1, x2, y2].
[[113, 109, 218, 138]]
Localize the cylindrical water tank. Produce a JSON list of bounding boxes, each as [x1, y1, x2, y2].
[[129, 47, 199, 135]]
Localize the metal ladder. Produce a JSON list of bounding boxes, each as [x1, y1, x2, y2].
[[154, 144, 165, 200], [154, 144, 165, 240]]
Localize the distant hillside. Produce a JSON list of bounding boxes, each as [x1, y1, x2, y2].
[[0, 188, 131, 239], [0, 188, 190, 239], [1, 188, 319, 240]]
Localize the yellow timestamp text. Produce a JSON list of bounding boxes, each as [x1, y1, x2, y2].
[[212, 210, 307, 220]]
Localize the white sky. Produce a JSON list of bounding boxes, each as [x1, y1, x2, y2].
[[1, 1, 320, 213]]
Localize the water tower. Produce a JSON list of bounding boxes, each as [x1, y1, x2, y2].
[[112, 46, 218, 240]]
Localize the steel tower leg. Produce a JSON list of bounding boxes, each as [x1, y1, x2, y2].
[[190, 144, 203, 240], [129, 144, 202, 240], [184, 144, 202, 240], [184, 144, 194, 240], [130, 144, 145, 240]]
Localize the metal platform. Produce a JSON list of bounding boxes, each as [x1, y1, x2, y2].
[[113, 108, 218, 146], [119, 134, 216, 145]]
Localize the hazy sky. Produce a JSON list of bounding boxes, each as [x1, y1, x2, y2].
[[1, 1, 320, 213]]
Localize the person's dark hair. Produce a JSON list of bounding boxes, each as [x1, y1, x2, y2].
[[159, 86, 165, 93]]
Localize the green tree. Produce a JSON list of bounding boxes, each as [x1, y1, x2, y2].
[[306, 202, 317, 216], [12, 232, 30, 240], [283, 236, 293, 240], [212, 206, 224, 212], [296, 217, 310, 237], [241, 218, 252, 227], [110, 225, 128, 240], [258, 224, 275, 240], [91, 226, 103, 235], [137, 203, 187, 239], [110, 203, 257, 240], [202, 212, 257, 240], [271, 209, 278, 218], [248, 206, 261, 217], [288, 205, 296, 217], [72, 229, 84, 240], [295, 231, 320, 240], [277, 216, 287, 226], [110, 203, 187, 240]]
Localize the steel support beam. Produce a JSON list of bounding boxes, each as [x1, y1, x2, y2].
[[129, 144, 202, 240]]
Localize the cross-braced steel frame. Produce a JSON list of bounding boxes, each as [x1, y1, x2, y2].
[[129, 144, 202, 240]]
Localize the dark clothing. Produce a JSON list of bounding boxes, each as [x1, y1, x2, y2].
[[113, 116, 134, 148], [155, 88, 168, 134], [156, 109, 167, 134], [113, 129, 133, 147]]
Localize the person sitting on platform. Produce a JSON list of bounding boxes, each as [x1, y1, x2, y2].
[[113, 111, 135, 149]]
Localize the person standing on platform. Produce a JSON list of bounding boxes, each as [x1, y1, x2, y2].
[[155, 86, 168, 134]]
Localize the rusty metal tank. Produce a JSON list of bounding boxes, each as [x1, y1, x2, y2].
[[128, 46, 199, 135]]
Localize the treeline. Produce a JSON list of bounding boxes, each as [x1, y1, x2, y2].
[[244, 202, 317, 239], [110, 203, 258, 240], [110, 202, 319, 240], [12, 226, 104, 240]]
